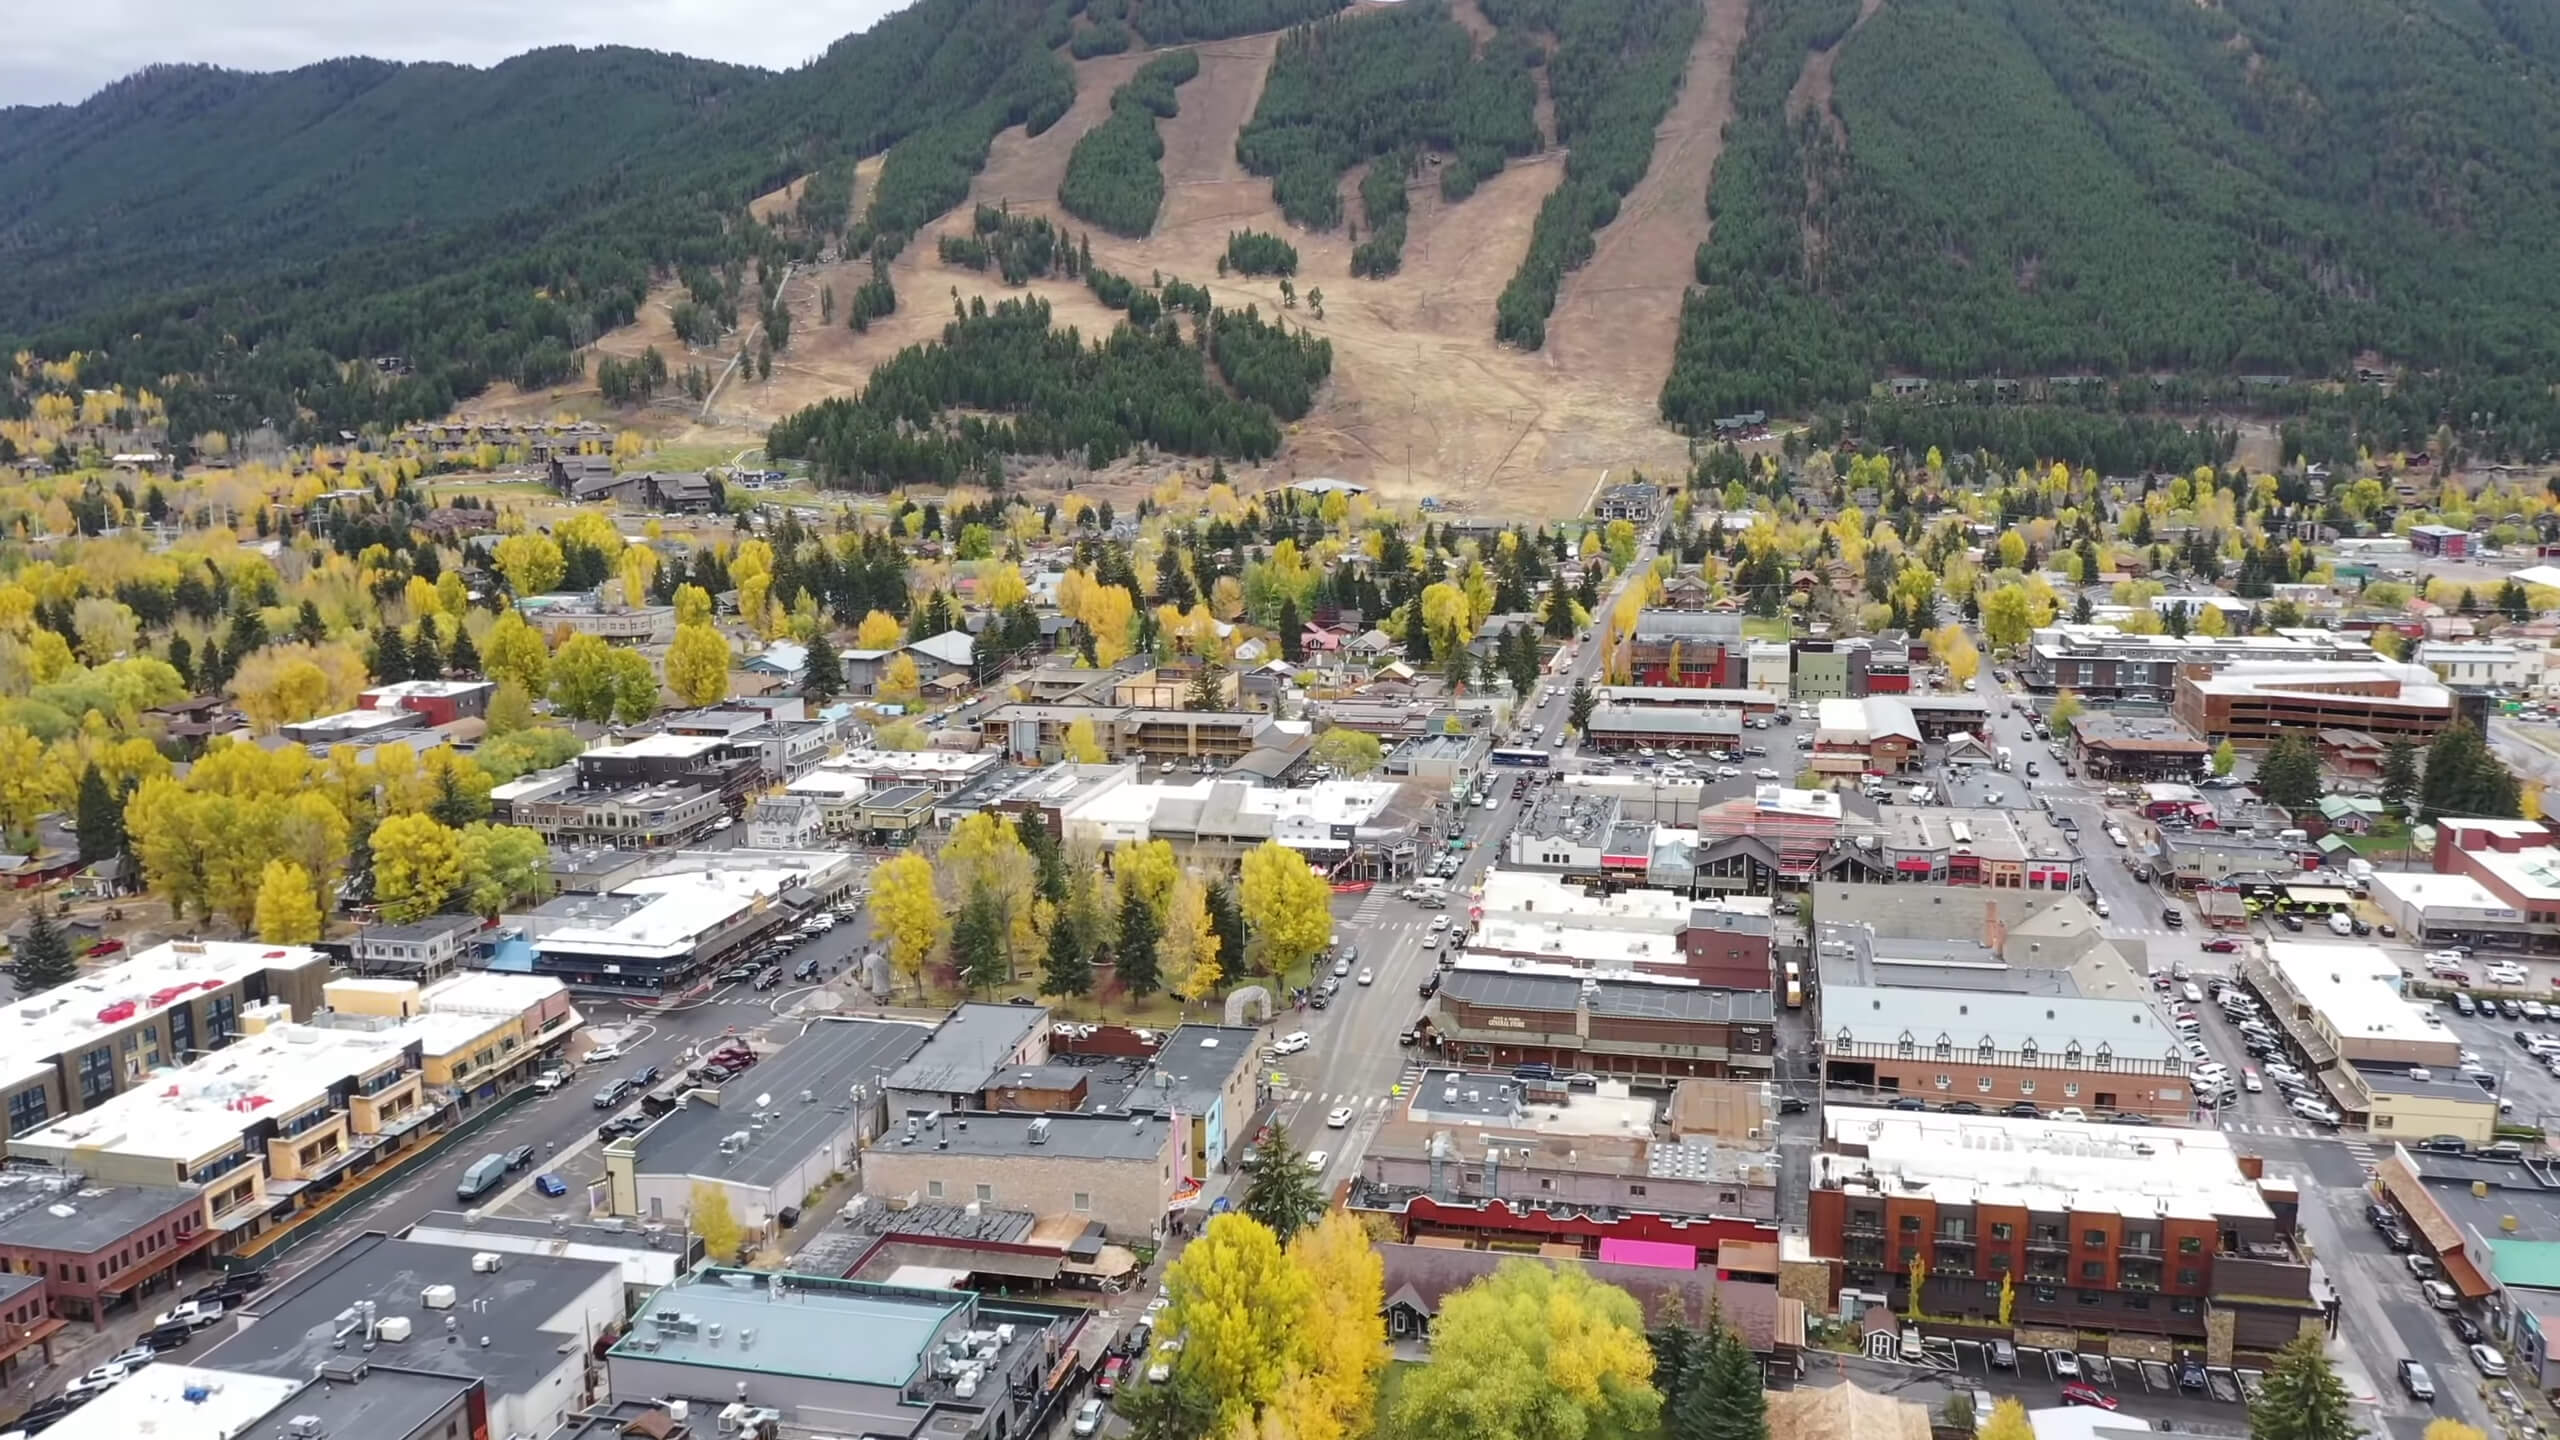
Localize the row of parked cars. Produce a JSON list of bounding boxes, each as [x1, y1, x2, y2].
[[2396, 1237, 2511, 1403], [34, 1270, 275, 1425], [719, 912, 850, 991]]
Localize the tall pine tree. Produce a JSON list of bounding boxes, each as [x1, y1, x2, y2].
[[74, 766, 121, 864], [1116, 889, 1162, 996], [12, 902, 77, 996]]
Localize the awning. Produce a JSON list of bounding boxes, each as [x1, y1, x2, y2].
[[2445, 1248, 2496, 1301], [1895, 858, 1933, 874]]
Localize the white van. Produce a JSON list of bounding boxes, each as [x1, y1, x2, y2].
[[2328, 912, 2353, 936]]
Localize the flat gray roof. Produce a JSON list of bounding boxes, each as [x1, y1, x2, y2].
[[885, 1003, 1049, 1099], [619, 1269, 964, 1386], [1440, 968, 1772, 1022], [877, 1110, 1172, 1162], [208, 1234, 616, 1403], [1132, 1026, 1259, 1114], [635, 1018, 929, 1190], [0, 1175, 198, 1256], [236, 1366, 476, 1440]]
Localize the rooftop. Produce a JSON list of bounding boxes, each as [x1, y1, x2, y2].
[[2265, 942, 2446, 1046], [1817, 1105, 2277, 1221], [1130, 1026, 1259, 1116], [2368, 870, 2518, 915], [584, 732, 728, 762], [0, 1169, 203, 1254], [634, 1019, 930, 1189], [1821, 986, 2185, 1069], [35, 1363, 303, 1440], [1585, 705, 1743, 737], [2184, 660, 2453, 708], [872, 1109, 1174, 1162], [616, 1268, 965, 1388], [1475, 870, 1694, 926], [234, 1366, 481, 1440], [2070, 713, 2211, 752], [1439, 963, 1775, 1022], [885, 1003, 1049, 1099], [2456, 843, 2560, 905], [205, 1233, 617, 1403], [21, 1020, 421, 1164], [0, 940, 329, 1092], [1880, 806, 2077, 862]]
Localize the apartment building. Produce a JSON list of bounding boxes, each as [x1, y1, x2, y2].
[[1810, 1107, 2318, 1359], [2173, 661, 2456, 747], [0, 941, 333, 1146], [1817, 984, 2195, 1119], [1623, 612, 1746, 688], [2022, 624, 2376, 700], [1431, 962, 1776, 1083], [0, 1169, 215, 1323], [1818, 806, 2082, 891]]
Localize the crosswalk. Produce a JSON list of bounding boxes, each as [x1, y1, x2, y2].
[[1278, 1090, 1399, 1116]]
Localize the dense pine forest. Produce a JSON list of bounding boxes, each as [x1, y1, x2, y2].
[[1234, 3, 1540, 236], [763, 296, 1289, 486], [1663, 0, 2560, 429], [1058, 50, 1203, 237]]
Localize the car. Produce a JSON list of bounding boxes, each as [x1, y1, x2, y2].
[[1941, 1101, 1982, 1115], [2050, 1351, 2081, 1379], [1754, 767, 1780, 780], [2181, 982, 2204, 1004], [584, 1040, 627, 1064], [64, 1364, 134, 1400], [753, 966, 783, 991], [2408, 1253, 2443, 1281], [1098, 1356, 1127, 1395], [2451, 1314, 2485, 1345], [1420, 934, 1438, 951], [2163, 908, 2186, 928], [2471, 1344, 2509, 1378], [502, 1145, 536, 1171], [1988, 1339, 2016, 1369], [1430, 914, 1451, 931], [2005, 1102, 2041, 1118], [2290, 1096, 2341, 1125], [2052, 1107, 2087, 1122], [718, 962, 762, 984], [2399, 1359, 2438, 1403], [2203, 937, 2241, 953], [2058, 1384, 2116, 1411], [2263, 1062, 2305, 1083], [1356, 969, 1374, 986], [1074, 1399, 1108, 1437], [794, 957, 822, 982], [1272, 1031, 1312, 1056], [151, 1299, 224, 1330], [534, 1172, 570, 1197], [105, 1345, 158, 1372], [2242, 1069, 2263, 1092], [2093, 897, 2110, 918], [2423, 1279, 2461, 1311], [1331, 958, 1351, 978], [1417, 973, 1440, 999], [1327, 1105, 1354, 1128], [1303, 1149, 1329, 1172], [711, 815, 735, 831], [1147, 1340, 1182, 1383]]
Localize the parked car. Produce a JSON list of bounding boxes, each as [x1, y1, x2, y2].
[[2470, 1344, 2509, 1378], [592, 1078, 635, 1109], [2203, 937, 2240, 953], [2059, 1383, 2116, 1411], [2398, 1360, 2437, 1403], [1098, 1356, 1127, 1395], [1074, 1399, 1108, 1437], [534, 1172, 570, 1198], [2050, 1351, 2081, 1379]]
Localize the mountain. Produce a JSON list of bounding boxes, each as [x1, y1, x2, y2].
[[1662, 0, 2560, 428], [0, 49, 770, 331]]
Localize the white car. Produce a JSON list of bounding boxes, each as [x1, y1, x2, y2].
[[1327, 1105, 1354, 1128], [584, 1040, 627, 1064], [2053, 1107, 2087, 1122], [1754, 767, 1780, 780], [2471, 1344, 2510, 1378], [2263, 1063, 2306, 1084], [2093, 897, 2110, 917], [1431, 915, 1451, 931], [1716, 766, 1741, 779], [2242, 1070, 2263, 1092], [1074, 1399, 1108, 1436], [1421, 933, 1439, 950], [2425, 949, 2470, 966], [1302, 1149, 1329, 1172], [2051, 1351, 2080, 1379], [2290, 1096, 2341, 1125], [1272, 1031, 1311, 1056], [65, 1363, 133, 1400], [1356, 968, 1374, 986], [1332, 958, 1351, 978], [711, 815, 735, 831]]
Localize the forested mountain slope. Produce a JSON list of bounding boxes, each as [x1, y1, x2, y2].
[[0, 50, 766, 330], [1662, 0, 2560, 427]]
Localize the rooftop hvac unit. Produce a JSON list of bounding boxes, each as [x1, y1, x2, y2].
[[376, 1316, 413, 1342], [421, 1285, 457, 1310], [470, 1252, 502, 1273]]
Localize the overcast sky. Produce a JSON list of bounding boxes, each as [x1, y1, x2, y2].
[[1, 0, 910, 106]]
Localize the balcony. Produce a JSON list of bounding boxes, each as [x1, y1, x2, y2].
[[2024, 1234, 2070, 1255], [2120, 1240, 2163, 1259], [1844, 1215, 1885, 1237]]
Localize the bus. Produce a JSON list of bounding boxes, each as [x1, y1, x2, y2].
[[1490, 747, 1551, 769]]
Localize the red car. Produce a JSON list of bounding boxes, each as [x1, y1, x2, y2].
[[2202, 938, 2241, 954], [1098, 1356, 1126, 1395], [2059, 1384, 2117, 1410]]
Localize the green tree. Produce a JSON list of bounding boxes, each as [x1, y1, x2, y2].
[[802, 637, 845, 700], [2212, 739, 2237, 777], [74, 765, 123, 863], [2255, 734, 2324, 812], [1117, 886, 1163, 995], [1569, 679, 1597, 734], [953, 882, 1010, 996], [2250, 1333, 2353, 1440], [1041, 906, 1094, 997], [1393, 1258, 1659, 1440], [1980, 583, 2034, 650], [11, 900, 77, 995], [1310, 726, 1384, 776], [1240, 1125, 1323, 1245], [1697, 1319, 1768, 1440], [2380, 739, 2420, 815]]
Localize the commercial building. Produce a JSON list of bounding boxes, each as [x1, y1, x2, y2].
[[1816, 983, 2195, 1119], [2021, 624, 2375, 701], [1506, 777, 1707, 878], [1430, 962, 1775, 1082], [360, 679, 495, 727], [1385, 729, 1492, 796], [349, 916, 482, 982], [201, 1232, 623, 1440], [1791, 639, 1874, 701], [1349, 1069, 1780, 1255], [491, 768, 727, 850], [1129, 1024, 1264, 1177], [2367, 871, 2531, 950], [519, 848, 861, 995], [810, 748, 1003, 795], [1693, 785, 1844, 891], [2250, 942, 2459, 1069], [611, 1017, 929, 1232], [2172, 661, 2456, 747], [277, 706, 429, 746], [1818, 807, 2081, 891], [1051, 770, 1429, 879], [1624, 612, 1746, 688], [1809, 1106, 2317, 1358], [0, 940, 334, 1145], [860, 1111, 1182, 1244], [1590, 686, 1784, 718], [1578, 704, 1745, 753], [1378, 1243, 1797, 1358], [38, 1364, 305, 1440], [405, 1209, 704, 1294], [2417, 641, 2536, 689], [883, 1004, 1052, 1119], [515, 595, 677, 645], [978, 703, 1271, 764], [2428, 819, 2560, 953], [0, 1168, 214, 1323], [1810, 697, 1921, 774], [607, 1267, 1083, 1440], [2066, 714, 2212, 781], [1465, 870, 1775, 989]]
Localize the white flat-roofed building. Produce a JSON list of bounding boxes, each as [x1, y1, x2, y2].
[[2261, 940, 2460, 1067], [1818, 986, 2192, 1118], [812, 747, 1000, 793], [1475, 869, 1695, 926], [1057, 774, 1418, 867], [1817, 1105, 2272, 1220], [519, 848, 861, 996], [2367, 870, 2528, 946], [2416, 641, 2536, 688], [37, 1363, 302, 1440]]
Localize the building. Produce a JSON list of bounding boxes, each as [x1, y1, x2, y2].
[[1377, 1243, 1796, 1356], [611, 1017, 929, 1232], [1791, 639, 1873, 702], [607, 1267, 1082, 1440], [977, 703, 1271, 764], [1504, 778, 1706, 880], [882, 1004, 1052, 1118], [493, 771, 727, 850], [1431, 962, 1775, 1082], [1810, 697, 1921, 774], [1625, 612, 1746, 688], [516, 594, 677, 645], [2417, 641, 2536, 689], [37, 1363, 305, 1440], [1349, 1069, 1780, 1254], [2366, 870, 2525, 949], [276, 706, 428, 746], [2021, 624, 2376, 700], [350, 916, 482, 982], [1590, 685, 1783, 717], [0, 1168, 214, 1323], [405, 1208, 705, 1294], [2252, 941, 2459, 1070], [2066, 714, 2211, 781], [744, 795, 826, 849], [519, 848, 861, 995], [1464, 870, 1776, 989], [1692, 784, 1844, 891], [1129, 1024, 1264, 1177], [1809, 1106, 2316, 1357], [1594, 482, 1664, 522], [2174, 660, 2459, 746], [1051, 770, 1429, 879], [0, 940, 333, 1145], [810, 749, 1002, 796], [1816, 983, 2195, 1119], [2409, 524, 2474, 559], [201, 1232, 623, 1440], [1582, 704, 1745, 753], [1385, 729, 1492, 796], [360, 679, 495, 727], [1818, 806, 2081, 891], [860, 1110, 1182, 1243]]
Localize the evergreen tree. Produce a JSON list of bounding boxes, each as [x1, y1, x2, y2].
[[429, 769, 479, 829], [1117, 889, 1163, 995], [1543, 576, 1577, 638], [446, 627, 480, 677], [802, 638, 845, 700], [1403, 600, 1433, 663], [1018, 815, 1068, 905], [1239, 1124, 1321, 1244], [954, 883, 1009, 996], [1569, 680, 1597, 734], [74, 766, 122, 864], [1698, 1320, 1769, 1440], [1500, 623, 1542, 698], [2379, 739, 2420, 816], [2255, 734, 2324, 812], [371, 626, 411, 683], [2071, 590, 2094, 624], [1042, 910, 1094, 998], [12, 902, 77, 996], [2250, 1334, 2353, 1440], [1206, 879, 1246, 986], [1278, 597, 1304, 662], [295, 599, 327, 646], [166, 633, 195, 688]]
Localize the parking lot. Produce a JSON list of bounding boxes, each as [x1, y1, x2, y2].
[[1858, 1333, 2266, 1422]]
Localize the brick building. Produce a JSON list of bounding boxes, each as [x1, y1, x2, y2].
[[1809, 1107, 2318, 1359], [1625, 612, 1747, 688], [2172, 661, 2456, 747], [858, 1111, 1182, 1244], [1816, 985, 2196, 1119], [0, 1171, 215, 1323], [2021, 625, 2375, 701], [1429, 964, 1775, 1082]]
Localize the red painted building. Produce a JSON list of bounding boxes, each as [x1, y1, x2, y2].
[[0, 1177, 215, 1324], [361, 680, 495, 728]]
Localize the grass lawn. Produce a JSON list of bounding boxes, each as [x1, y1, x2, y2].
[[1741, 616, 1792, 641], [1370, 1360, 1422, 1438]]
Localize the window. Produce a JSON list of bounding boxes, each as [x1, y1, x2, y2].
[[2372, 1114, 2395, 1130], [1896, 1033, 1916, 1058], [2032, 1285, 2058, 1304], [1901, 1214, 1922, 1233], [1934, 1038, 1952, 1061], [2084, 1229, 2107, 1248], [2019, 1079, 2036, 1095], [1629, 1184, 1647, 1197], [927, 1180, 945, 1199], [6, 1087, 47, 1137], [1977, 1075, 1994, 1092], [975, 1183, 994, 1203], [2063, 1082, 2080, 1098], [1935, 1074, 1952, 1091], [1073, 1192, 1093, 1212], [2019, 1041, 2038, 1064], [2124, 1295, 2150, 1310], [1990, 1223, 2013, 1241], [2081, 1261, 2105, 1281], [2094, 1044, 2113, 1071], [2177, 1268, 2200, 1287], [2173, 1298, 2200, 1315], [2178, 1235, 2203, 1255], [2078, 1290, 2103, 1306]]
